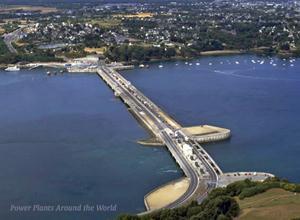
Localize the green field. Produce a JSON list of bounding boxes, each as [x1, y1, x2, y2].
[[237, 188, 300, 220], [87, 19, 121, 28]]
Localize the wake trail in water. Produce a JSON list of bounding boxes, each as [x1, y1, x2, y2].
[[163, 170, 178, 173], [213, 70, 300, 82], [160, 169, 179, 173]]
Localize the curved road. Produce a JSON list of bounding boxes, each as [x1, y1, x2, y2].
[[98, 66, 219, 211]]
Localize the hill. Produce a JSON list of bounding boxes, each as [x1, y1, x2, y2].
[[237, 188, 300, 220], [118, 177, 300, 220]]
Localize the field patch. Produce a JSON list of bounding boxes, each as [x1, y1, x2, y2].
[[114, 12, 154, 18], [0, 5, 58, 14], [237, 188, 300, 220], [87, 19, 121, 28]]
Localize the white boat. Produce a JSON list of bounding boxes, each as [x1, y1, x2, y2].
[[209, 63, 212, 66], [196, 63, 200, 66], [260, 60, 265, 64], [235, 61, 239, 64], [5, 66, 20, 71], [158, 65, 163, 68]]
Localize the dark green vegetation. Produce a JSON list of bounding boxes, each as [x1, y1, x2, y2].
[[105, 45, 177, 63], [118, 177, 300, 220], [0, 38, 9, 54]]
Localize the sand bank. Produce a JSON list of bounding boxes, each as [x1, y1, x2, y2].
[[144, 178, 190, 211]]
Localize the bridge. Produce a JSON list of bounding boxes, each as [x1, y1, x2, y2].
[[96, 65, 274, 212]]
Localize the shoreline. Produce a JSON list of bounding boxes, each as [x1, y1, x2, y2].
[[0, 49, 298, 70]]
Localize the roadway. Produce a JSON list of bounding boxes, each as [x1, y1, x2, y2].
[[97, 66, 221, 209], [3, 28, 23, 54]]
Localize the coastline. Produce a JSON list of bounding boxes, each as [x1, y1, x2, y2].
[[199, 49, 243, 56], [0, 49, 298, 70]]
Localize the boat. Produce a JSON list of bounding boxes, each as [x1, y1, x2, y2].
[[196, 63, 200, 66], [158, 65, 163, 68], [235, 61, 239, 64], [5, 66, 20, 72], [139, 64, 145, 68], [47, 71, 51, 76]]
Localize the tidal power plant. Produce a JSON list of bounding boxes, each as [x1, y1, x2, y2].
[[96, 65, 273, 213]]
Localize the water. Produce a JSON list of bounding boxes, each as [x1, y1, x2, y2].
[[122, 55, 300, 183], [0, 69, 182, 220], [0, 54, 299, 219]]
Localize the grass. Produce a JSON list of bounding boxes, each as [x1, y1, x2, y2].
[[113, 12, 154, 18], [87, 19, 121, 28], [237, 188, 300, 220], [0, 6, 58, 14], [84, 47, 106, 54], [0, 27, 5, 34]]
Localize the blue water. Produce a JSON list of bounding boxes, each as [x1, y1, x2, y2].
[[122, 55, 300, 183], [0, 54, 299, 220], [0, 69, 182, 220]]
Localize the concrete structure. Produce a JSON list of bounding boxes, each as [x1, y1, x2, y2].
[[95, 65, 274, 214], [181, 125, 231, 143], [218, 172, 275, 187]]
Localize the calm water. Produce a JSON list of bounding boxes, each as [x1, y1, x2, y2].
[[0, 54, 299, 219], [0, 69, 182, 220], [122, 54, 300, 183]]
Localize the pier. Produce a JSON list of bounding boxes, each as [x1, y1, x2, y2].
[[96, 65, 273, 213]]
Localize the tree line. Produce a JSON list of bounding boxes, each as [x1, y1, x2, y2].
[[118, 177, 300, 220]]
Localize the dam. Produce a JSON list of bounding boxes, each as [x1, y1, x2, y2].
[[96, 65, 274, 212]]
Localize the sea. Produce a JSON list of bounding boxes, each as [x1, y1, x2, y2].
[[0, 54, 299, 219]]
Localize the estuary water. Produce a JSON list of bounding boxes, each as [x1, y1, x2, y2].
[[0, 54, 299, 219], [0, 69, 182, 220], [122, 54, 300, 182]]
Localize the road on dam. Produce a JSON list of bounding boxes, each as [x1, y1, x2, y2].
[[96, 65, 273, 213]]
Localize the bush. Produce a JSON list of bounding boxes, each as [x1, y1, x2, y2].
[[239, 184, 270, 199]]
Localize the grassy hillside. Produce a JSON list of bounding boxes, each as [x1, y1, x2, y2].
[[118, 177, 300, 220], [237, 188, 300, 220]]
